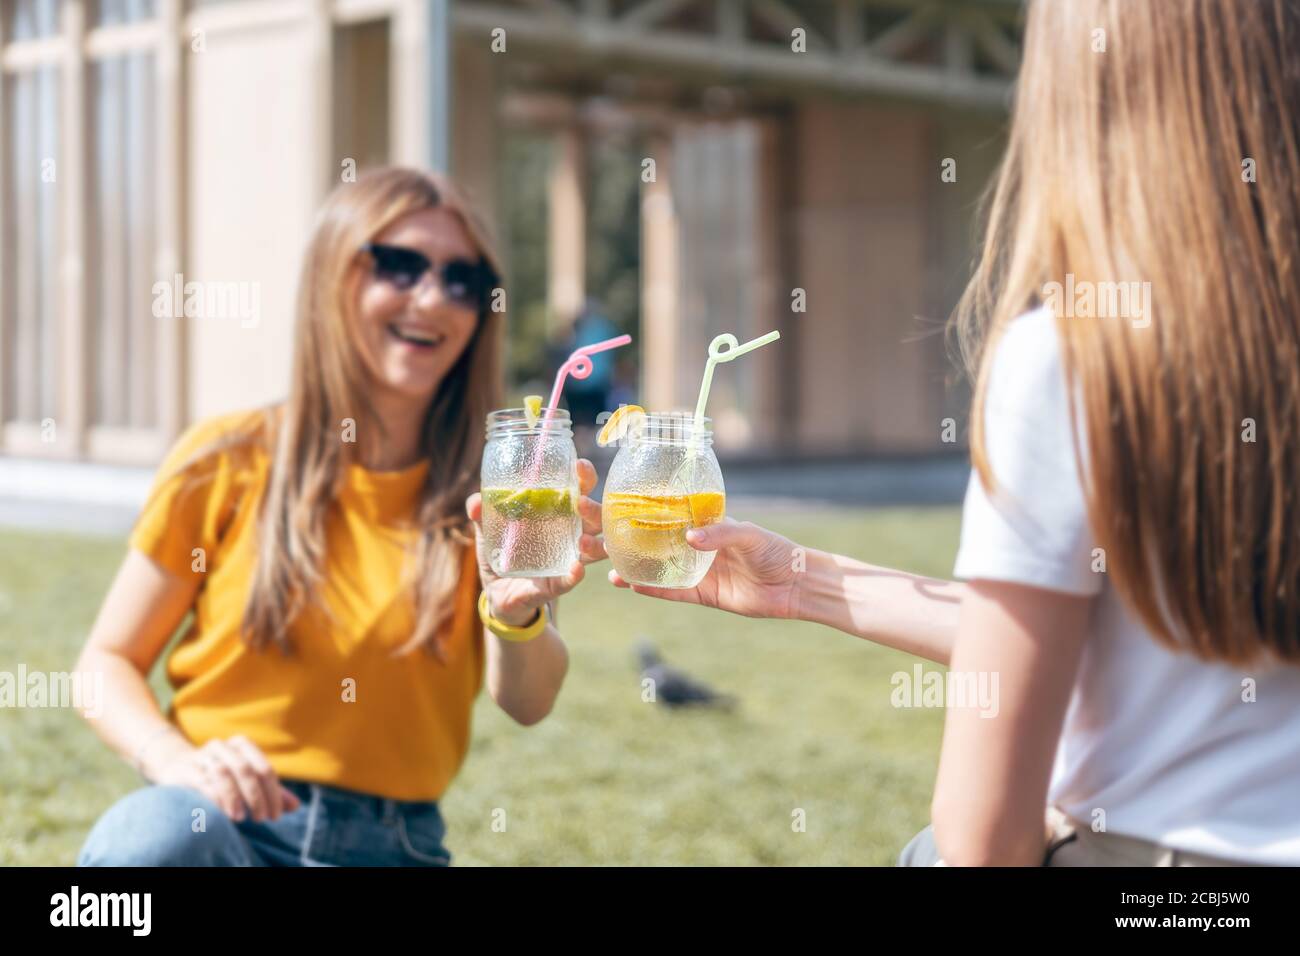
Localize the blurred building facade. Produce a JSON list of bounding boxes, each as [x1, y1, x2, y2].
[[0, 0, 1019, 470]]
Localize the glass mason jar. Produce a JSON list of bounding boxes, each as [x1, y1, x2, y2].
[[481, 408, 581, 578], [602, 413, 726, 589]]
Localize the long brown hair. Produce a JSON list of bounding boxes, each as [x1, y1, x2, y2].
[[958, 0, 1300, 664], [240, 167, 503, 656]]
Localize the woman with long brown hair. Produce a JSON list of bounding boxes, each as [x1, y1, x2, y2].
[[75, 167, 602, 866], [612, 0, 1300, 865]]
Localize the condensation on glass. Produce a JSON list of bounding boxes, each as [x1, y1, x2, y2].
[[602, 413, 726, 589], [480, 408, 581, 578]]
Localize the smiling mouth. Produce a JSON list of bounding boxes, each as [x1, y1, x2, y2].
[[387, 324, 445, 348]]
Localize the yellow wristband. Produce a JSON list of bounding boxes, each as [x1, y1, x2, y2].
[[478, 591, 547, 642]]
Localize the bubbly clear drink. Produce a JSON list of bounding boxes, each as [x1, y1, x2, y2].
[[481, 487, 580, 578], [481, 408, 581, 578]]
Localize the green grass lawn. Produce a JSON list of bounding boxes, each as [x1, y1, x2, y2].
[[0, 504, 961, 866]]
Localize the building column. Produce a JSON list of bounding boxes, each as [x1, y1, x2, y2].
[[392, 0, 429, 166], [451, 35, 500, 232], [753, 118, 788, 450], [641, 132, 679, 413], [306, 0, 332, 203], [547, 125, 586, 331]]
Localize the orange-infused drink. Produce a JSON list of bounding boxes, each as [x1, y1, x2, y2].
[[600, 410, 726, 588], [603, 491, 725, 587]]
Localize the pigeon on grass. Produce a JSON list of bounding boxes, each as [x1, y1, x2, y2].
[[636, 639, 737, 711]]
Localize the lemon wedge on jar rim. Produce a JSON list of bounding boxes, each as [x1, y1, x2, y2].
[[523, 394, 544, 428], [596, 404, 647, 447]]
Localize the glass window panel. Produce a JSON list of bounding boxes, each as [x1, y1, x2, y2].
[[3, 66, 61, 424], [88, 52, 157, 429], [90, 0, 159, 27], [5, 0, 62, 41]]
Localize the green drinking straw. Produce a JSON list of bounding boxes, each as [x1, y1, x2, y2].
[[693, 330, 782, 431], [670, 330, 782, 498]]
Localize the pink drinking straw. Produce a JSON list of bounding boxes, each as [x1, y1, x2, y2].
[[545, 334, 632, 414], [498, 334, 632, 573]]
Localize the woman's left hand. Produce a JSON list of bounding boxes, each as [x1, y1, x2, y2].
[[465, 458, 606, 627]]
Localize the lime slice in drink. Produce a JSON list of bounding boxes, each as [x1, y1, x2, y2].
[[483, 487, 574, 520]]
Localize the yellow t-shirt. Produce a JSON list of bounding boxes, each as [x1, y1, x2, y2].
[[130, 409, 484, 802]]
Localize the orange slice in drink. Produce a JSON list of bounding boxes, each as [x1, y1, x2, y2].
[[628, 513, 690, 531], [687, 492, 726, 526], [597, 404, 647, 447]]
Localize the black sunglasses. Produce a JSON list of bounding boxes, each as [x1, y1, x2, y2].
[[360, 242, 499, 311]]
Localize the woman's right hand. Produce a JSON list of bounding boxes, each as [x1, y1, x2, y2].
[[147, 735, 302, 823], [608, 519, 803, 620]]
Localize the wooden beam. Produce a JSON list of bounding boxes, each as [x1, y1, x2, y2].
[[753, 0, 827, 49], [717, 0, 744, 46], [967, 8, 1020, 74], [944, 21, 973, 73], [865, 2, 942, 60], [519, 0, 577, 18], [1, 38, 64, 71], [620, 0, 695, 30], [454, 4, 1012, 110], [835, 0, 865, 55], [333, 0, 401, 25], [84, 21, 160, 57], [4, 24, 166, 68], [182, 0, 303, 37]]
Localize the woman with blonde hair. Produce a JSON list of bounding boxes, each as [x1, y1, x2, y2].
[[613, 0, 1300, 865], [76, 167, 603, 866]]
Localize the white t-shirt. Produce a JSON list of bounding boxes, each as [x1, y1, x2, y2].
[[954, 307, 1300, 865]]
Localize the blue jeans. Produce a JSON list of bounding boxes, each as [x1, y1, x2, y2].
[[77, 779, 452, 867]]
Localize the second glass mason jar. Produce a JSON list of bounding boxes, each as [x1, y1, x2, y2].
[[481, 408, 581, 578], [602, 413, 726, 589]]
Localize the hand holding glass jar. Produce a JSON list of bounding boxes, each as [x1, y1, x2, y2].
[[467, 406, 607, 628]]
